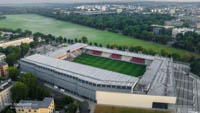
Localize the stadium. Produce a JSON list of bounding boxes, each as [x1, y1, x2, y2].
[[19, 43, 200, 112]]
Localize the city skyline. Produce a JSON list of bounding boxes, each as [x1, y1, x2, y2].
[[1, 0, 200, 4]]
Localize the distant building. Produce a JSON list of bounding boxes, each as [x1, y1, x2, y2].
[[196, 23, 200, 29], [0, 79, 13, 112], [165, 20, 183, 27], [153, 28, 162, 35], [151, 25, 174, 35], [116, 9, 123, 13], [172, 28, 194, 38], [0, 62, 8, 77], [15, 97, 54, 113], [0, 37, 33, 48], [170, 8, 176, 16]]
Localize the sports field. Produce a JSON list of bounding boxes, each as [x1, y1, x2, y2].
[[0, 14, 199, 57], [94, 105, 171, 113], [73, 54, 146, 77]]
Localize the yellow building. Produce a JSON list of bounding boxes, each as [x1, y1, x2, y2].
[[15, 97, 54, 113], [0, 37, 33, 48]]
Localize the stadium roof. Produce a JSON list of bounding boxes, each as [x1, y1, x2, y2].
[[21, 54, 138, 87], [85, 46, 155, 60], [139, 59, 163, 86], [46, 43, 87, 58]]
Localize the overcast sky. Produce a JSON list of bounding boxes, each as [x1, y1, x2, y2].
[[0, 0, 200, 4]]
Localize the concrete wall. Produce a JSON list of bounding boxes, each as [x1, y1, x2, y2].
[[101, 52, 111, 58], [145, 59, 153, 66], [121, 56, 132, 62], [96, 91, 176, 108]]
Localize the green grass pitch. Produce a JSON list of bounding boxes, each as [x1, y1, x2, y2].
[[73, 54, 146, 77]]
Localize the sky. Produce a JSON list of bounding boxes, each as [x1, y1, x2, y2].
[[0, 0, 200, 4]]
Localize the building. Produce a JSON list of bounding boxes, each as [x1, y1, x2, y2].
[[0, 62, 8, 77], [170, 8, 176, 16], [116, 9, 123, 13], [0, 53, 6, 62], [20, 43, 176, 109], [0, 79, 13, 112], [0, 37, 33, 48], [172, 28, 194, 38], [15, 97, 54, 113]]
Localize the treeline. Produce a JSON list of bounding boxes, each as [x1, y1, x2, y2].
[[0, 16, 6, 20], [0, 28, 32, 40], [35, 11, 173, 44], [173, 31, 200, 53]]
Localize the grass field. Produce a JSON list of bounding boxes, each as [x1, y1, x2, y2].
[[94, 105, 171, 113], [73, 54, 146, 77], [0, 14, 199, 57]]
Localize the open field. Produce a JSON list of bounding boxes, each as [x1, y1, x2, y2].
[[73, 54, 146, 77], [94, 105, 171, 113], [0, 14, 199, 57]]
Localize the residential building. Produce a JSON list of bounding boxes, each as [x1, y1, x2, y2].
[[0, 62, 8, 77], [172, 28, 194, 38], [15, 97, 54, 113], [0, 79, 13, 112], [0, 37, 33, 48], [0, 53, 6, 62]]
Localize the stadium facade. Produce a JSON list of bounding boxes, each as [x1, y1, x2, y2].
[[20, 43, 177, 109]]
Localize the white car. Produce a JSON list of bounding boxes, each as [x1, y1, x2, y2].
[[54, 86, 58, 89], [60, 89, 65, 92]]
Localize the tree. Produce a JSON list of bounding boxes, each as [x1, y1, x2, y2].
[[7, 67, 20, 81], [20, 43, 30, 57], [81, 36, 88, 43], [11, 82, 29, 102], [5, 109, 15, 113], [62, 96, 73, 105], [183, 52, 191, 62], [5, 53, 16, 66], [161, 49, 169, 57], [20, 73, 50, 100], [191, 59, 200, 76], [65, 101, 78, 113]]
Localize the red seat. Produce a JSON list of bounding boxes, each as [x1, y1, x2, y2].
[[92, 51, 102, 55], [132, 57, 144, 64], [111, 54, 121, 59]]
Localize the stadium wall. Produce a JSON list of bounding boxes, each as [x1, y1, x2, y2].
[[20, 60, 132, 101], [96, 91, 176, 108]]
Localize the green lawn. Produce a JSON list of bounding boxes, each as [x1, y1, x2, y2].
[[94, 105, 171, 113], [73, 54, 146, 77], [0, 14, 199, 57]]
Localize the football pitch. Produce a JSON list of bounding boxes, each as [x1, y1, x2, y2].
[[73, 54, 146, 77]]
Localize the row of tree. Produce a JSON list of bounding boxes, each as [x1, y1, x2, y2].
[[0, 28, 32, 40]]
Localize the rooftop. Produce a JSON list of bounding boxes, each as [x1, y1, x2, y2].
[[16, 97, 53, 109], [21, 54, 138, 87], [46, 43, 87, 58]]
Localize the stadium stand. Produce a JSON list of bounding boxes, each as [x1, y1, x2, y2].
[[121, 56, 132, 62], [101, 52, 111, 58], [92, 50, 102, 56], [111, 54, 121, 59], [132, 57, 145, 64]]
